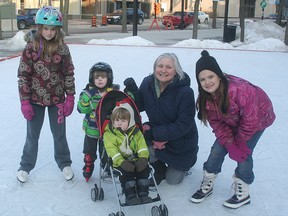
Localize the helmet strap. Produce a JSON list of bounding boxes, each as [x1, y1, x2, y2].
[[37, 36, 43, 58]]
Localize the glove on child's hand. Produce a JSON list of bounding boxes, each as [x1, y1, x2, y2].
[[237, 144, 252, 155], [121, 160, 135, 172], [235, 137, 252, 155], [226, 144, 248, 163], [64, 95, 75, 117], [135, 158, 148, 172], [21, 100, 34, 121], [123, 78, 138, 94]]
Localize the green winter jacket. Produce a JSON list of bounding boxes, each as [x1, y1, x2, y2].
[[77, 86, 109, 138], [103, 124, 149, 168]]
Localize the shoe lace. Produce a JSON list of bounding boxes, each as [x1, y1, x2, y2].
[[200, 177, 213, 192], [231, 181, 248, 198]]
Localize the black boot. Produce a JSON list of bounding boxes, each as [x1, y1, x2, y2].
[[138, 179, 153, 204], [124, 181, 141, 205], [82, 154, 94, 182], [150, 160, 167, 186]]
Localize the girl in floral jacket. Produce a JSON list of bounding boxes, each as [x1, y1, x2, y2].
[[190, 50, 276, 209], [17, 6, 75, 183]]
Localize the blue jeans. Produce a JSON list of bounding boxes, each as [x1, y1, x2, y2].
[[203, 130, 264, 184], [19, 104, 72, 173]]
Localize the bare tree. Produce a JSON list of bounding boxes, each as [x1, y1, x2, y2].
[[62, 0, 69, 36], [276, 0, 285, 25], [239, 0, 245, 42], [60, 0, 64, 12], [285, 18, 288, 45], [212, 0, 218, 29], [192, 0, 200, 39], [122, 0, 128, 33]]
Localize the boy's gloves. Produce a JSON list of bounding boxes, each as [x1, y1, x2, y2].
[[225, 144, 248, 163], [135, 158, 148, 172], [121, 160, 135, 172], [21, 100, 34, 121], [123, 77, 138, 93], [64, 95, 75, 117]]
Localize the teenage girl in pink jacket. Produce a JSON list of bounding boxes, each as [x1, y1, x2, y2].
[[190, 50, 275, 209]]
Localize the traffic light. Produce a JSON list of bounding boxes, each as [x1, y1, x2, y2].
[[156, 3, 161, 15]]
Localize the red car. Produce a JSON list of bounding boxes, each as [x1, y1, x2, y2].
[[162, 11, 194, 28]]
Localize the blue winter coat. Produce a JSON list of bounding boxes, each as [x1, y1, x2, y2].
[[137, 73, 199, 171]]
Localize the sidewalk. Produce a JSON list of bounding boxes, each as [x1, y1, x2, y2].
[[65, 18, 224, 45], [0, 18, 225, 58]]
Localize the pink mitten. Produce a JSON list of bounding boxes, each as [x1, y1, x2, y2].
[[235, 137, 252, 155], [63, 95, 75, 117], [21, 100, 34, 121], [225, 144, 247, 163], [152, 141, 168, 150]]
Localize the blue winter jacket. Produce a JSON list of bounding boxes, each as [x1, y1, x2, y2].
[[137, 73, 199, 171]]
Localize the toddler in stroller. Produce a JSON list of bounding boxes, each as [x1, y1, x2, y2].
[[91, 90, 168, 216]]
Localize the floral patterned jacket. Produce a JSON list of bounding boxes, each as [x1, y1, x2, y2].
[[17, 30, 75, 106]]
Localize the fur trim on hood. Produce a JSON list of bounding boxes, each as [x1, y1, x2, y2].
[[112, 102, 135, 129]]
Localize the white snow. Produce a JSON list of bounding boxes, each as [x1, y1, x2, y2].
[[0, 19, 287, 216]]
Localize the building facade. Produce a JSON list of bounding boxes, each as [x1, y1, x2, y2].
[[10, 0, 278, 19]]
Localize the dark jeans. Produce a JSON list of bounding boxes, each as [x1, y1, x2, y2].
[[204, 130, 265, 184]]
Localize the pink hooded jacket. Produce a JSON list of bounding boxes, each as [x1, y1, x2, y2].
[[206, 74, 276, 147]]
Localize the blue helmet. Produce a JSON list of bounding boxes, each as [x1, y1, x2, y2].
[[35, 6, 63, 26]]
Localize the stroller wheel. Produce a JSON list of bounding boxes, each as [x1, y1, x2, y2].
[[151, 206, 160, 216], [108, 213, 116, 216], [151, 205, 168, 216], [115, 211, 125, 216], [91, 187, 98, 202], [99, 187, 104, 201], [159, 204, 168, 216]]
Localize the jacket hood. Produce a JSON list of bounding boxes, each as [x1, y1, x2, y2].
[[112, 102, 135, 129]]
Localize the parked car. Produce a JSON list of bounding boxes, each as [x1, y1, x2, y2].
[[106, 8, 145, 25], [265, 13, 286, 20], [17, 8, 38, 30], [162, 11, 194, 28], [190, 11, 209, 24]]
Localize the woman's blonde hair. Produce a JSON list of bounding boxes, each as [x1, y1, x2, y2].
[[153, 53, 185, 80]]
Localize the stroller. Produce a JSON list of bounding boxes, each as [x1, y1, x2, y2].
[[90, 90, 168, 216]]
